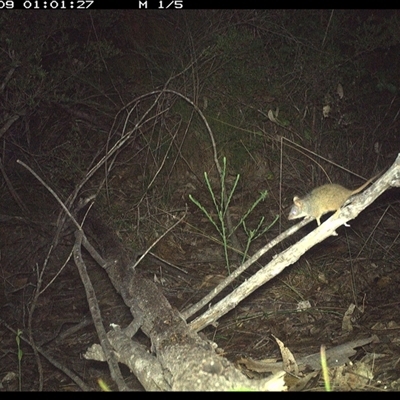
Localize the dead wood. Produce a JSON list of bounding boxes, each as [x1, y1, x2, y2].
[[79, 208, 285, 391]]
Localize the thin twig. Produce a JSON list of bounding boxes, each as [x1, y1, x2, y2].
[[0, 318, 93, 391], [16, 159, 81, 230], [0, 157, 28, 213], [73, 230, 130, 391], [131, 207, 187, 270]]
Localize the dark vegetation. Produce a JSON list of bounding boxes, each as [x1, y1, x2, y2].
[[1, 10, 400, 390]]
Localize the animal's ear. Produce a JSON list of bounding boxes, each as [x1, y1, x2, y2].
[[293, 196, 302, 206]]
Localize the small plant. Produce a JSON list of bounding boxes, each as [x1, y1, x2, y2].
[[189, 157, 276, 273], [16, 329, 23, 391], [98, 378, 111, 391], [320, 345, 331, 392]]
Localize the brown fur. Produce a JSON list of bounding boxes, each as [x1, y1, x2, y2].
[[288, 175, 378, 225]]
